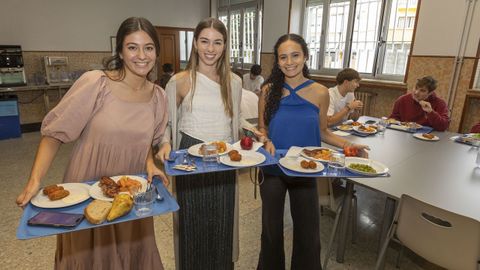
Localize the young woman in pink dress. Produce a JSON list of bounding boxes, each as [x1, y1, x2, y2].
[[16, 17, 169, 270]]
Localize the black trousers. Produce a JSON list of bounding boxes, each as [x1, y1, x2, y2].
[[175, 133, 235, 270], [257, 173, 322, 270]]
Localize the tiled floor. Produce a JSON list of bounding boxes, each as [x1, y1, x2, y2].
[[1, 132, 441, 269]]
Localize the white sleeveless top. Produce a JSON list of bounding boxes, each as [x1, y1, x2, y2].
[[178, 72, 232, 142]]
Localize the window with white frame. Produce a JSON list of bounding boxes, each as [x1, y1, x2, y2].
[[474, 63, 480, 90], [304, 0, 418, 80], [218, 0, 262, 70]]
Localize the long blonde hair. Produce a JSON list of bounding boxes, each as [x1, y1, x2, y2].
[[187, 17, 233, 117]]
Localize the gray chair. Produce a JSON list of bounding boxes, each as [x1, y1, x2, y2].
[[375, 194, 480, 270]]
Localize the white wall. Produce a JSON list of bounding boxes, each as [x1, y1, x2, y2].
[[412, 0, 480, 57], [261, 0, 290, 52], [0, 0, 210, 51]]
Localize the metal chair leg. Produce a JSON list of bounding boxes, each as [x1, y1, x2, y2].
[[396, 243, 404, 268], [351, 195, 358, 244], [375, 221, 398, 270], [323, 202, 343, 270]]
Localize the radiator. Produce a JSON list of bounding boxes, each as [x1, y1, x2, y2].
[[355, 91, 377, 116]]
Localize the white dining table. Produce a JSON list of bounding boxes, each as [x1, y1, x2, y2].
[[331, 117, 480, 263]]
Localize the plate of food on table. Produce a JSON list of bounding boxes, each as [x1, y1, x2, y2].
[[219, 149, 266, 168], [413, 133, 439, 141], [389, 121, 423, 131], [345, 157, 389, 176], [279, 156, 324, 173], [187, 141, 233, 157], [89, 175, 147, 202], [456, 133, 480, 146], [300, 146, 338, 162], [31, 183, 91, 208], [386, 118, 400, 125], [353, 124, 378, 135], [336, 124, 353, 131]]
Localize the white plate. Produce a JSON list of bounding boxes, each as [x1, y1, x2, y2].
[[353, 125, 377, 134], [31, 183, 91, 208], [413, 133, 439, 141], [389, 123, 423, 131], [279, 157, 325, 173], [345, 157, 389, 176], [219, 150, 266, 168], [300, 146, 338, 162], [89, 175, 147, 202], [187, 142, 233, 158]]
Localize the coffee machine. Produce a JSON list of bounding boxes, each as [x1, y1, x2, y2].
[[0, 45, 27, 87], [44, 56, 71, 85]]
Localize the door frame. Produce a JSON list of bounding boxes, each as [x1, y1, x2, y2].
[[154, 26, 195, 76]]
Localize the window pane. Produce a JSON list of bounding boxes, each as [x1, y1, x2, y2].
[[324, 0, 350, 69], [219, 13, 228, 26], [230, 10, 241, 63], [305, 2, 323, 69], [474, 63, 480, 89], [187, 31, 193, 60], [179, 31, 186, 61], [381, 0, 418, 75], [243, 7, 256, 64], [349, 0, 382, 73]]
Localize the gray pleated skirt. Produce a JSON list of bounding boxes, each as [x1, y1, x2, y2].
[[176, 133, 235, 270]]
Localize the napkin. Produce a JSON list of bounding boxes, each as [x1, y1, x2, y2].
[[285, 146, 304, 157], [332, 130, 351, 137], [232, 141, 264, 151]]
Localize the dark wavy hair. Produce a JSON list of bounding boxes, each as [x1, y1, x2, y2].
[[264, 34, 310, 125], [103, 17, 160, 80]]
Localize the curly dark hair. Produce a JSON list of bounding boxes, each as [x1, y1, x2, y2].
[[264, 34, 310, 125]]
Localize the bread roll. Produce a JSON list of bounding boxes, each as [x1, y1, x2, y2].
[[84, 200, 113, 224]]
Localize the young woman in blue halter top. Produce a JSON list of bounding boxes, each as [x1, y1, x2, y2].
[[256, 34, 369, 270]]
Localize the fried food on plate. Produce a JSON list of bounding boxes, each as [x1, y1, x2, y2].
[[43, 184, 64, 195], [107, 193, 133, 222], [422, 133, 435, 139], [47, 189, 70, 201], [117, 176, 142, 194], [302, 148, 333, 161], [99, 176, 120, 198], [228, 150, 242, 162], [300, 160, 317, 169], [199, 141, 228, 155]]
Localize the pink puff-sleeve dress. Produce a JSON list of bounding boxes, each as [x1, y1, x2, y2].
[[41, 70, 168, 270]]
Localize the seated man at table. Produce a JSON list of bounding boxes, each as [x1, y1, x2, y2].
[[242, 64, 264, 95], [327, 68, 363, 126], [471, 122, 480, 133], [389, 76, 450, 131]]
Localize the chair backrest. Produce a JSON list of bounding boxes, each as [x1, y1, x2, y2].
[[395, 194, 480, 270], [355, 91, 377, 116]]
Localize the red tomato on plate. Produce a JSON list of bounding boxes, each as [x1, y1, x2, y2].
[[344, 146, 358, 157]]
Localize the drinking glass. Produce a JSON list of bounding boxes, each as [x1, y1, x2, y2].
[[377, 117, 388, 135], [328, 152, 346, 176], [407, 122, 417, 133], [133, 186, 156, 217], [202, 144, 219, 171]]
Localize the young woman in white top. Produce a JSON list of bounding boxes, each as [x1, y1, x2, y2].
[[156, 17, 256, 270]]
